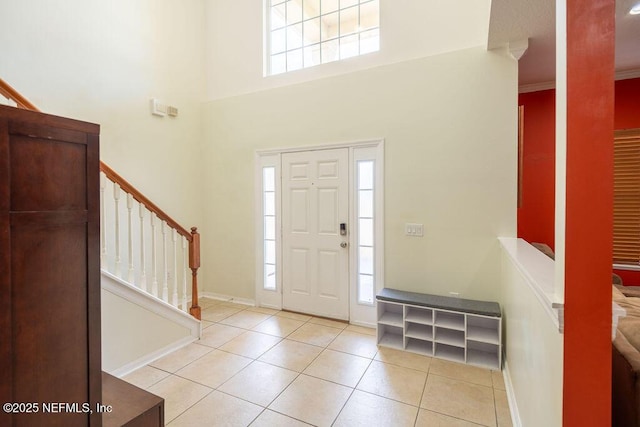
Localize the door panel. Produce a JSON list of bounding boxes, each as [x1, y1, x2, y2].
[[282, 148, 349, 320], [318, 188, 338, 234], [290, 162, 309, 180], [318, 250, 339, 298], [291, 248, 310, 295], [291, 190, 309, 232]]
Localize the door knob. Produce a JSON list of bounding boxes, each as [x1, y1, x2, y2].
[[340, 242, 348, 248]]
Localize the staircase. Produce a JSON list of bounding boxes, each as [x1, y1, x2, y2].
[[100, 162, 201, 318], [1, 77, 203, 374]]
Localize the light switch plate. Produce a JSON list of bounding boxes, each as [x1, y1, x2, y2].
[[405, 223, 424, 237], [150, 98, 167, 116]]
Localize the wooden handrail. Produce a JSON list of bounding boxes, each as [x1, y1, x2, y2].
[[0, 78, 40, 111], [100, 162, 192, 240], [1, 77, 201, 319]]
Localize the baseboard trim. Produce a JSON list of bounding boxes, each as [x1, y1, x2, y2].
[[200, 291, 256, 307], [349, 320, 376, 329], [503, 359, 522, 427], [108, 335, 197, 378]]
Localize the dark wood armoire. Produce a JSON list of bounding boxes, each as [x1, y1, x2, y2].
[[0, 105, 102, 426]]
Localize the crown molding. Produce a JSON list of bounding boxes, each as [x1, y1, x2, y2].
[[518, 80, 555, 93], [616, 69, 640, 81]]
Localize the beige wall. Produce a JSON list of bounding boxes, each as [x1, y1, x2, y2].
[[204, 0, 491, 100], [0, 0, 206, 231], [202, 46, 518, 301], [101, 286, 193, 373], [2, 1, 517, 305]]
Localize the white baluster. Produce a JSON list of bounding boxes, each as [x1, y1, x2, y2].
[[182, 237, 188, 311], [126, 193, 135, 284], [161, 221, 168, 302], [172, 229, 178, 307], [100, 173, 106, 266], [139, 205, 147, 292], [150, 213, 158, 297], [113, 183, 122, 277]]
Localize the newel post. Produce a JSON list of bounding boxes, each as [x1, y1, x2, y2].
[[188, 227, 201, 320]]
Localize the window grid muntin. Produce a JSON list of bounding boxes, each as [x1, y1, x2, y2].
[[357, 160, 375, 304], [263, 167, 277, 290], [268, 0, 380, 75]]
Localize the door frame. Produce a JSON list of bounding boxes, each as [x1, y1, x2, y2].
[[254, 139, 384, 327], [281, 148, 350, 320]]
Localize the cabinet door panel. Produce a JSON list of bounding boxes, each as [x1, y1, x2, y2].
[[10, 136, 87, 211], [0, 106, 101, 427]]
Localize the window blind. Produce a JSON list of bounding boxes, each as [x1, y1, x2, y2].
[[614, 128, 640, 265]]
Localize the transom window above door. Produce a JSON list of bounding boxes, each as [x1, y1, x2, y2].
[[265, 0, 380, 76]]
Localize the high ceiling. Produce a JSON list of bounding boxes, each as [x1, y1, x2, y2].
[[488, 0, 640, 88]]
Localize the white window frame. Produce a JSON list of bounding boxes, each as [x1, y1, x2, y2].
[[354, 158, 375, 305], [255, 153, 283, 309], [263, 0, 381, 76], [254, 139, 384, 327], [349, 144, 383, 325]]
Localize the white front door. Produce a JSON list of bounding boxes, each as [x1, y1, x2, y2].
[[282, 148, 350, 320]]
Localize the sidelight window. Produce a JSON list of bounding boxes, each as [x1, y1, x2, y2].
[[357, 160, 375, 304], [263, 167, 277, 290]]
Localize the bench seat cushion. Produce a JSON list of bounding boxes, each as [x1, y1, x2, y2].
[[376, 288, 501, 317]]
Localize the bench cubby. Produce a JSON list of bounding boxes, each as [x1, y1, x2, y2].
[[376, 288, 502, 370]]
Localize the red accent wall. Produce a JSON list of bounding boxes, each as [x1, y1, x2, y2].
[[615, 78, 640, 129], [518, 77, 640, 284], [518, 89, 556, 250]]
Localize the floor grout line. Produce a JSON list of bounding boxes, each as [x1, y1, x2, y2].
[[127, 301, 503, 427]]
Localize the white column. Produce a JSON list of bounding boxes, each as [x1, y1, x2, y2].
[[139, 204, 147, 292], [555, 0, 567, 304], [150, 213, 158, 297], [161, 221, 168, 302], [172, 229, 179, 307], [182, 238, 188, 311], [126, 193, 135, 284], [113, 183, 122, 277]]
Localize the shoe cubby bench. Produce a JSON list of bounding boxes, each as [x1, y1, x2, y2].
[[376, 288, 502, 370]]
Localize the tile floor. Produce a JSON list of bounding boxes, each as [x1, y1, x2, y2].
[[123, 297, 512, 427]]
